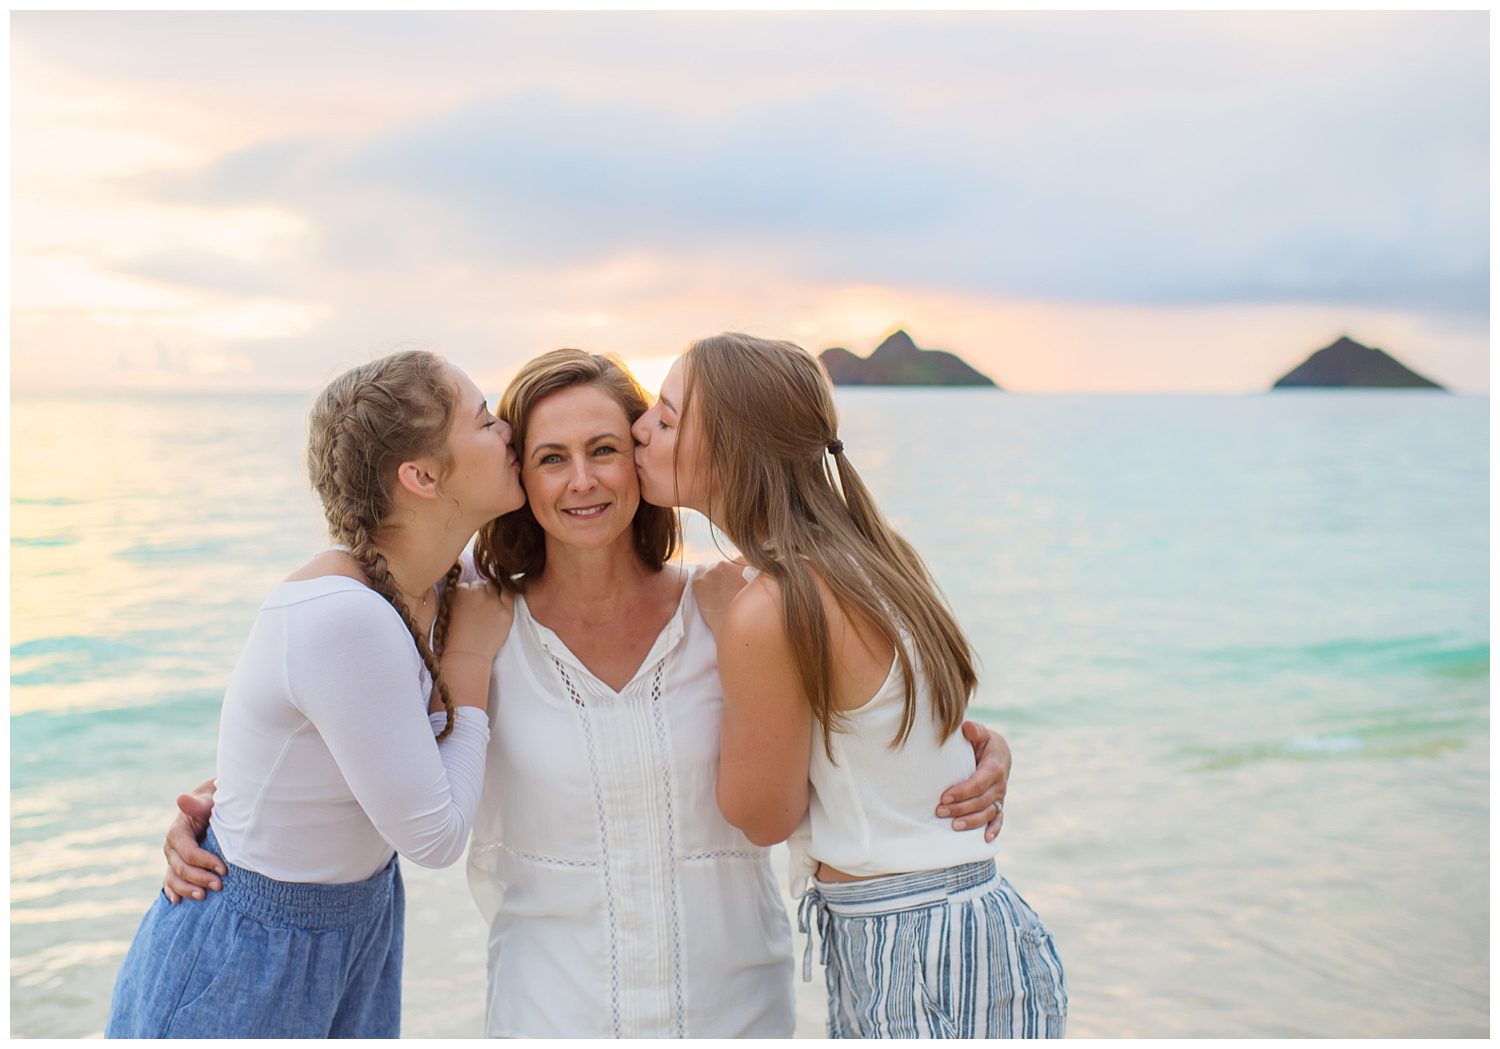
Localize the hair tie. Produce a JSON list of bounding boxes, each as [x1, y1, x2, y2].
[[827, 439, 844, 456]]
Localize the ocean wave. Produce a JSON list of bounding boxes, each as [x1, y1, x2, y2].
[[11, 634, 151, 687], [1180, 719, 1479, 772], [12, 534, 78, 548], [1193, 635, 1489, 681], [12, 496, 82, 506], [115, 538, 230, 562]]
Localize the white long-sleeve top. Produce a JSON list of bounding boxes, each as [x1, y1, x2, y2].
[[210, 575, 490, 883], [465, 564, 795, 1038]]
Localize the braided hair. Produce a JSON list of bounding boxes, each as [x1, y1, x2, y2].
[[306, 350, 464, 739]]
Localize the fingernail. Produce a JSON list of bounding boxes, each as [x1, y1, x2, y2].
[[954, 819, 968, 830], [210, 881, 220, 891], [936, 807, 950, 817], [217, 866, 226, 876], [193, 890, 203, 900]]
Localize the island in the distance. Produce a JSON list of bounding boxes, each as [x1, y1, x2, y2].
[[820, 330, 999, 387], [1272, 336, 1445, 390]]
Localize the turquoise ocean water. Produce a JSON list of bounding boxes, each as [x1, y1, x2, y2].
[[11, 389, 1488, 1037]]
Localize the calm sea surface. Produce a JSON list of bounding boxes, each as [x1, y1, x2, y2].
[[11, 389, 1488, 1037]]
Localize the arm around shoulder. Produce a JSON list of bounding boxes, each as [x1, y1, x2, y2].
[[714, 579, 813, 847]]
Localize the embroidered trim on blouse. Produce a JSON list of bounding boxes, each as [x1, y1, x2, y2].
[[682, 849, 761, 862], [552, 655, 624, 1037], [648, 658, 688, 1038], [499, 844, 602, 870]]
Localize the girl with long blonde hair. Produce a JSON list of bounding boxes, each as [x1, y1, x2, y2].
[[632, 332, 1067, 1038]]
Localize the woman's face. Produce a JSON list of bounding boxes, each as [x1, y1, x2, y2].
[[521, 384, 640, 549], [441, 364, 525, 520], [631, 357, 710, 513]]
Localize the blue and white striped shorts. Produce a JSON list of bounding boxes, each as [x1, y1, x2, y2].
[[799, 859, 1067, 1038]]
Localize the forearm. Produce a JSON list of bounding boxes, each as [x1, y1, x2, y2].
[[716, 769, 806, 847], [715, 704, 811, 845], [432, 651, 494, 715], [399, 708, 490, 866]]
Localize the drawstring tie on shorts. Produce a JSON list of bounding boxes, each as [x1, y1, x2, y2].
[[796, 887, 833, 983]]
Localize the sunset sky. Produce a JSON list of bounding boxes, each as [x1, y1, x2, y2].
[[11, 11, 1489, 394]]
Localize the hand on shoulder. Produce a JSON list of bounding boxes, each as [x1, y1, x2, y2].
[[693, 560, 752, 637], [443, 581, 514, 661]]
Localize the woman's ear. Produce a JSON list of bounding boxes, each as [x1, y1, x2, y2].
[[394, 458, 442, 502]]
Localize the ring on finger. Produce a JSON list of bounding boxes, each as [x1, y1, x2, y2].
[[992, 799, 1004, 819]]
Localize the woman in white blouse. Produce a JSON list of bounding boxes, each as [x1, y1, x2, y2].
[[162, 348, 1012, 1037]]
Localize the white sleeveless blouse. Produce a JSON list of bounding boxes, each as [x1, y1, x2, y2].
[[738, 567, 998, 897], [465, 565, 795, 1038]]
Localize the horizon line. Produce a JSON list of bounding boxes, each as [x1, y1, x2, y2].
[[11, 385, 1487, 398]]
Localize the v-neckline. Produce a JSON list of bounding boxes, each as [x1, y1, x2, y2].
[[519, 571, 693, 697]]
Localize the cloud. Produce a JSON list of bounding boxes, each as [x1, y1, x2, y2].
[[114, 249, 293, 298], [137, 59, 1487, 319], [12, 10, 1490, 391]]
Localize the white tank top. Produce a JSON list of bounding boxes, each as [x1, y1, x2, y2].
[[742, 568, 999, 895]]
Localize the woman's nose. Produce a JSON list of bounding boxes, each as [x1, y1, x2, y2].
[[631, 416, 649, 446], [569, 459, 593, 490]]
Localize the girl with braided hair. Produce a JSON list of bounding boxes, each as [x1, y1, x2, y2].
[[632, 333, 1066, 1038], [106, 349, 524, 1038]]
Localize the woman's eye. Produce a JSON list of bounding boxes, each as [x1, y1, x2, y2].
[[540, 454, 562, 465], [594, 445, 617, 456], [657, 419, 669, 431], [483, 420, 496, 429]]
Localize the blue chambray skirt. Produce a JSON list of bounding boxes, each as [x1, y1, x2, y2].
[[799, 859, 1068, 1039], [106, 826, 404, 1039]]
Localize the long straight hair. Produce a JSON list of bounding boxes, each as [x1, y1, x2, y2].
[[681, 333, 978, 759]]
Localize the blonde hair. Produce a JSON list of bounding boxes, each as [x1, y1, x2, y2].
[[682, 332, 978, 759], [474, 348, 680, 590], [306, 349, 463, 739]]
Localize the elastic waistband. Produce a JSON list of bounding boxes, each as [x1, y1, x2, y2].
[[204, 826, 398, 930], [813, 859, 998, 916]]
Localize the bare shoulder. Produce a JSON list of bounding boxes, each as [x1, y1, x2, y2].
[[723, 572, 789, 643], [729, 563, 842, 625], [718, 572, 806, 711], [284, 549, 367, 585], [744, 561, 893, 692]]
